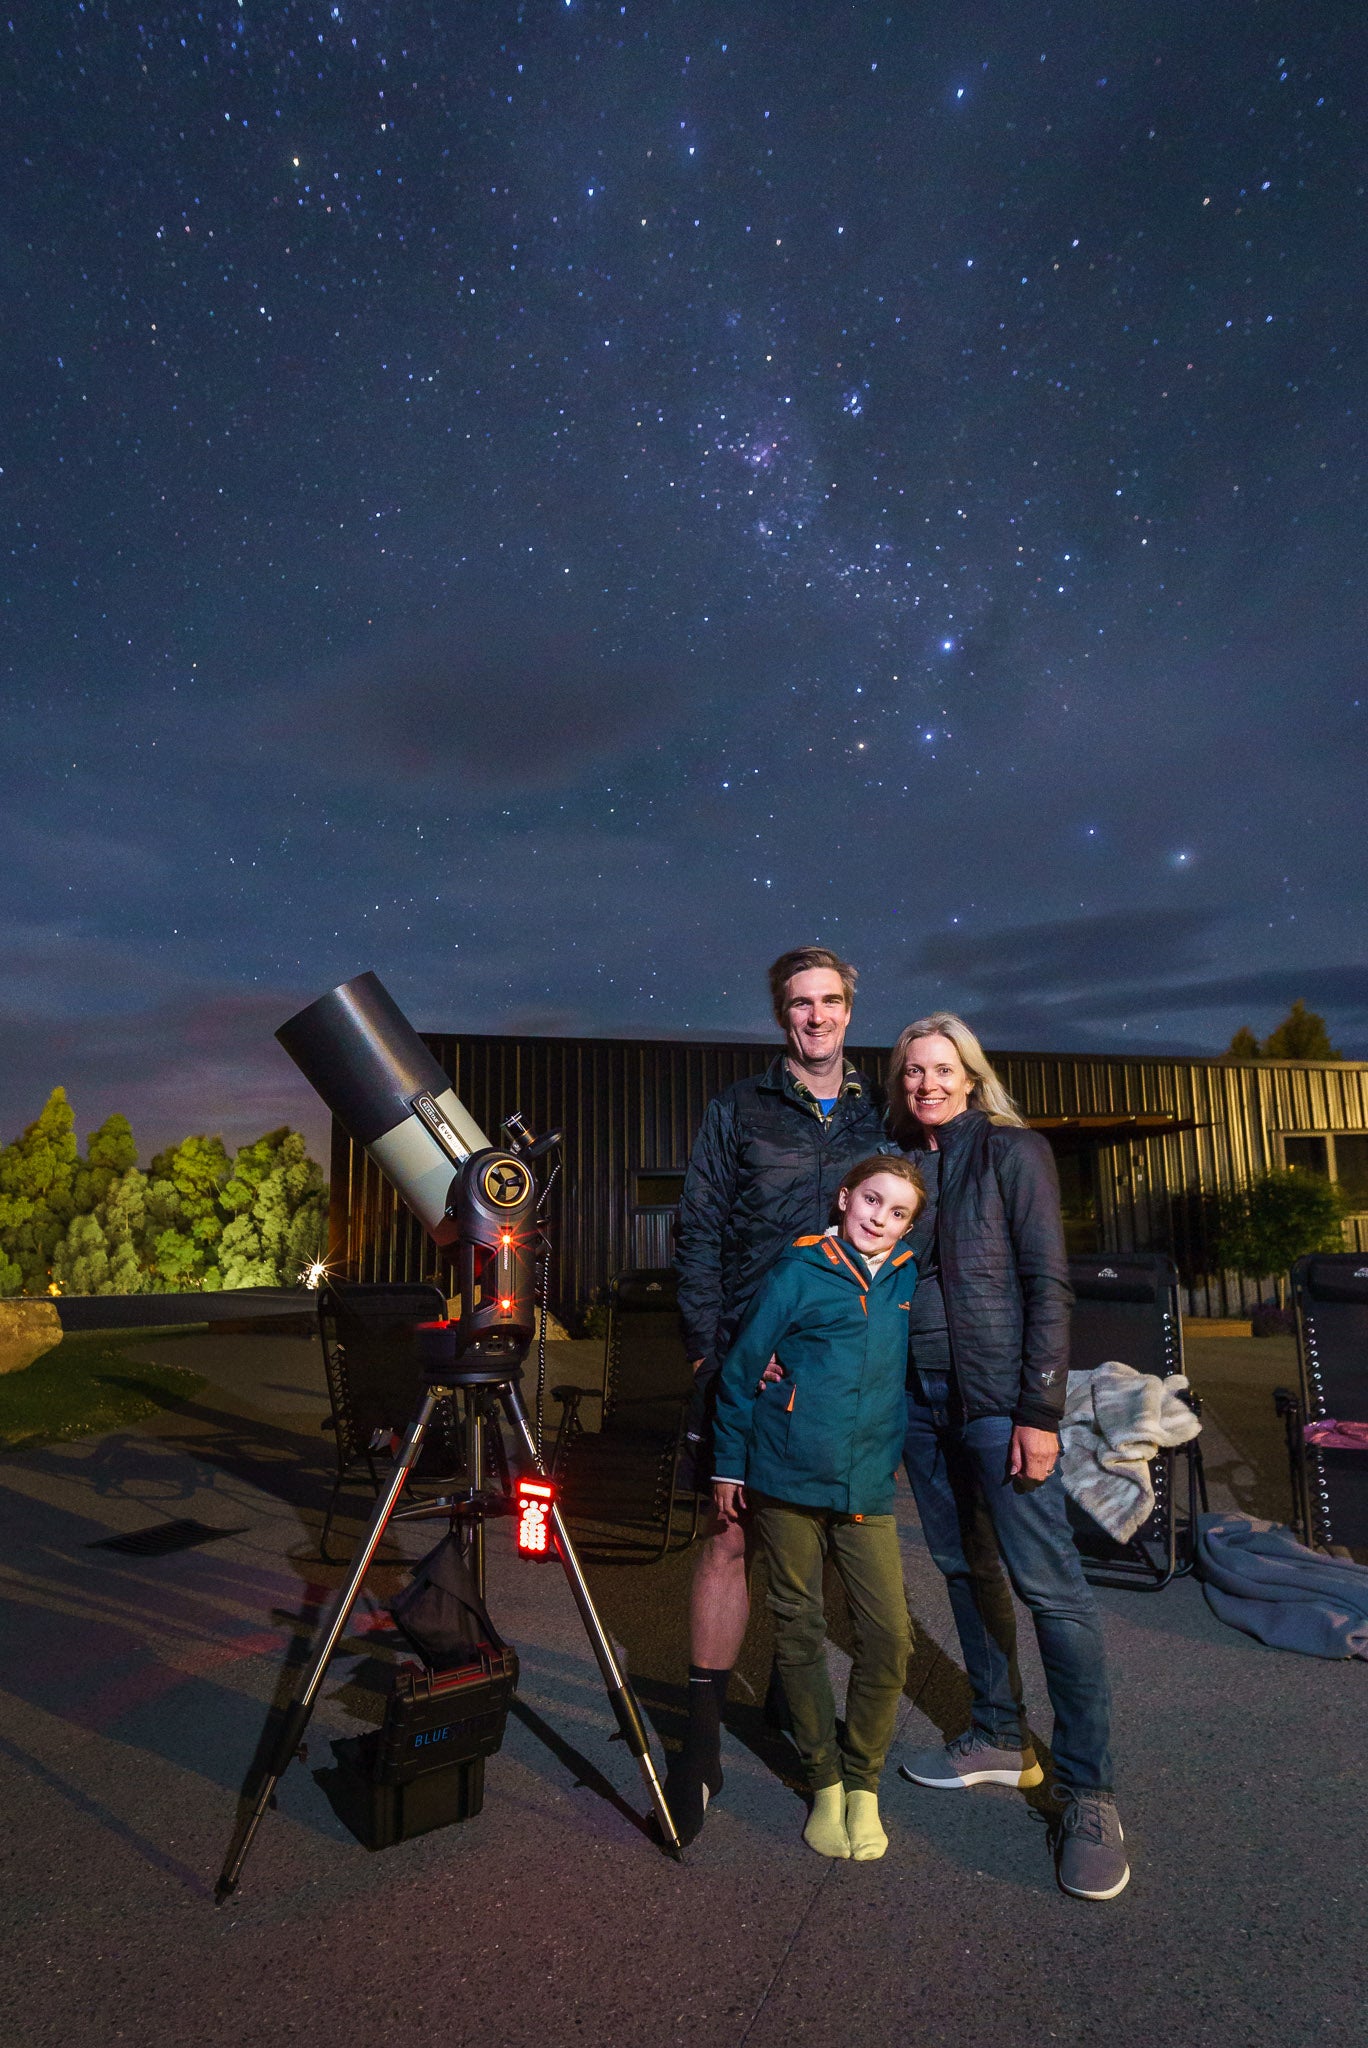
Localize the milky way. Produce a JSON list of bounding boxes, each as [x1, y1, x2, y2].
[[2, 3, 1364, 1155]]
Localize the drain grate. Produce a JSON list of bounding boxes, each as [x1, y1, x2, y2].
[[89, 1519, 246, 1557]]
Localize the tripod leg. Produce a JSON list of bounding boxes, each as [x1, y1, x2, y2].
[[214, 1389, 442, 1903], [500, 1382, 683, 1859], [463, 1388, 486, 1599]]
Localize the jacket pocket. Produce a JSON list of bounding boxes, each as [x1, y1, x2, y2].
[[773, 1376, 797, 1454], [750, 1378, 796, 1477]]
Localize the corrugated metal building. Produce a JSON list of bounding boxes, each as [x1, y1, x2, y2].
[[328, 1035, 1368, 1320]]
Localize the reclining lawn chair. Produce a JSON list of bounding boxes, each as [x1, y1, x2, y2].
[[552, 1268, 701, 1561], [1065, 1252, 1207, 1590], [316, 1279, 464, 1562], [1274, 1254, 1368, 1554]]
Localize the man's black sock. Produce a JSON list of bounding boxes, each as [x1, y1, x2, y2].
[[683, 1664, 729, 1778], [663, 1666, 729, 1844]]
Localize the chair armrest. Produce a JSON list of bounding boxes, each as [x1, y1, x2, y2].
[[551, 1383, 602, 1414], [1272, 1386, 1302, 1421]]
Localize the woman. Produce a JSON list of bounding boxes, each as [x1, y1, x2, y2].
[[889, 1012, 1130, 1902]]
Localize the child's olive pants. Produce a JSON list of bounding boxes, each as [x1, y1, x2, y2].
[[754, 1498, 913, 1793]]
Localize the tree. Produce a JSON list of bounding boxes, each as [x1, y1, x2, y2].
[[217, 1129, 328, 1287], [0, 1090, 328, 1296], [51, 1168, 153, 1295], [1214, 1169, 1348, 1306], [0, 1235, 23, 1297], [144, 1134, 232, 1290], [1224, 1004, 1342, 1062], [1261, 999, 1341, 1061], [0, 1088, 80, 1293], [73, 1114, 139, 1215]]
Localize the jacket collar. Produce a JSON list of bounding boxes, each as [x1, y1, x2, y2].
[[791, 1232, 916, 1291], [928, 1106, 989, 1157], [760, 1053, 866, 1108]]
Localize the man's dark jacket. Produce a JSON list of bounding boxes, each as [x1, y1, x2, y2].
[[675, 1055, 888, 1368], [913, 1106, 1073, 1431]]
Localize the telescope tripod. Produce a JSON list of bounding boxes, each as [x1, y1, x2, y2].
[[215, 1368, 682, 1900]]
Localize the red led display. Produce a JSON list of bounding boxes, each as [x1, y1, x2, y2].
[[516, 1478, 555, 1557]]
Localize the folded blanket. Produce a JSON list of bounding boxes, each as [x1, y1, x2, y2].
[[1196, 1512, 1368, 1659], [1060, 1361, 1202, 1543], [1304, 1418, 1368, 1450]]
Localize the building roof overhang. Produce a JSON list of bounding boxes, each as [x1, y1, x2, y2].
[[1028, 1114, 1202, 1150]]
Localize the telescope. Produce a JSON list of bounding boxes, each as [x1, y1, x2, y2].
[[215, 973, 681, 1900], [276, 972, 544, 1376]]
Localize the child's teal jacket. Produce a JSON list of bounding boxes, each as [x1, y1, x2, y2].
[[711, 1231, 918, 1516]]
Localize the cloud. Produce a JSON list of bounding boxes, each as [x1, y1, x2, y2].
[[270, 593, 693, 794], [906, 909, 1368, 1055], [914, 909, 1219, 999], [1078, 964, 1368, 1025]]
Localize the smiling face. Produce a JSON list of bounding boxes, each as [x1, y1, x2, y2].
[[782, 966, 851, 1075], [838, 1168, 921, 1258], [901, 1032, 974, 1131]]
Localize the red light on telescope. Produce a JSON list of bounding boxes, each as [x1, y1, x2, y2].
[[499, 1297, 513, 1312], [516, 1478, 555, 1558]]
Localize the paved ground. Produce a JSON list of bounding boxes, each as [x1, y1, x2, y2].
[[0, 1327, 1363, 2048]]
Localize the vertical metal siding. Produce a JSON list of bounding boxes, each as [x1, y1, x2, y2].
[[331, 1037, 1368, 1319]]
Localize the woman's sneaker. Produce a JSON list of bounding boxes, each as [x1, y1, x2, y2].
[[898, 1729, 1044, 1790], [1055, 1792, 1130, 1900]]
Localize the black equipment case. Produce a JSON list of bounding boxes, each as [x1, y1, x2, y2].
[[326, 1645, 519, 1849]]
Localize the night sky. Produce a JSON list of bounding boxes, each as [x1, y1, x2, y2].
[[4, 3, 1365, 1163]]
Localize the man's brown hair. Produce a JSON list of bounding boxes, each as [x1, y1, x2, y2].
[[767, 946, 858, 1026]]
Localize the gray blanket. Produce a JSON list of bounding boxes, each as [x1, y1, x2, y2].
[[1060, 1361, 1202, 1542], [1196, 1513, 1368, 1659]]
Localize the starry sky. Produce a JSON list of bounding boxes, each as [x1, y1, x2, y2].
[[4, 1, 1366, 1162]]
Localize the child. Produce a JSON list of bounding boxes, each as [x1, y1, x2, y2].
[[711, 1154, 926, 1861]]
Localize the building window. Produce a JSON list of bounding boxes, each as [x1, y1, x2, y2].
[[1335, 1135, 1368, 1211], [630, 1170, 686, 1271], [633, 1170, 686, 1210], [1283, 1135, 1329, 1179], [1279, 1133, 1368, 1212]]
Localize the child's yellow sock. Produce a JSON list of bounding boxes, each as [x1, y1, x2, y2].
[[802, 1782, 850, 1859], [845, 1788, 888, 1861]]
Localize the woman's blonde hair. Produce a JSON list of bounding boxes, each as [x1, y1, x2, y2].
[[886, 1011, 1025, 1144]]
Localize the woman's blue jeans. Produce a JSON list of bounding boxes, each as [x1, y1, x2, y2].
[[902, 1371, 1114, 1794]]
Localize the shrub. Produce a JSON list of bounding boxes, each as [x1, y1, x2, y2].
[[1214, 1170, 1348, 1306]]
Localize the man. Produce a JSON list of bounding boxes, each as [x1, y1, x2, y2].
[[670, 945, 888, 1842]]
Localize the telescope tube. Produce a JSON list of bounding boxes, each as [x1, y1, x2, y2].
[[277, 971, 490, 1245]]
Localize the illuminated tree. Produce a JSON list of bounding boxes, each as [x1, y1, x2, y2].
[[218, 1129, 328, 1288], [0, 1088, 80, 1293], [0, 1093, 326, 1296], [73, 1114, 139, 1214], [1214, 1170, 1347, 1307], [145, 1134, 233, 1290], [52, 1169, 152, 1295]]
